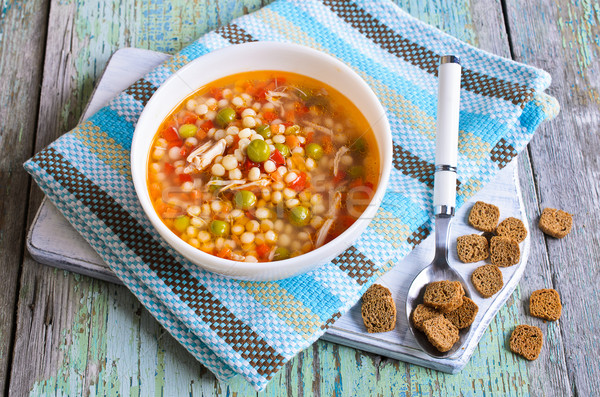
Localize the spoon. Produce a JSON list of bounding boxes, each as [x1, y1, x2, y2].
[[405, 55, 469, 357]]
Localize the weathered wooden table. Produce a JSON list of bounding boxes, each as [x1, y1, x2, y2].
[[1, 0, 598, 395]]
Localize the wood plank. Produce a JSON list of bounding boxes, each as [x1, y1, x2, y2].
[[505, 0, 600, 395], [0, 0, 50, 393]]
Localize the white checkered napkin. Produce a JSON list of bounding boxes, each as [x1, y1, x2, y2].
[[24, 0, 558, 391]]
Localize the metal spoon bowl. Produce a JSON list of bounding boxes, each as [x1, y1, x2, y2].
[[405, 216, 472, 357]]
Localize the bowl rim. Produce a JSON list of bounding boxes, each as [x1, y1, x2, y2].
[[131, 41, 393, 279]]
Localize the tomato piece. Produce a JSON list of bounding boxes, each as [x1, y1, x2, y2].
[[210, 87, 223, 101], [269, 149, 286, 166], [178, 174, 193, 184], [255, 88, 267, 101], [334, 170, 346, 184], [244, 157, 262, 172], [164, 163, 175, 175], [181, 113, 198, 125], [289, 172, 307, 192], [274, 76, 286, 85], [200, 120, 214, 132], [263, 111, 277, 123], [168, 139, 184, 148], [162, 126, 179, 142], [256, 244, 271, 259]]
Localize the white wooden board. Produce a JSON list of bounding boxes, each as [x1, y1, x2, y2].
[[27, 48, 529, 373]]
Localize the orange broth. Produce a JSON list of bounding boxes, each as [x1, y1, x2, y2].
[[147, 71, 380, 262]]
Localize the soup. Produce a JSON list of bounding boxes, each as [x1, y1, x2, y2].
[[147, 71, 380, 262]]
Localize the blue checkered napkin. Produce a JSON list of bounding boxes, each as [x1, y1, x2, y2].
[[24, 0, 558, 391]]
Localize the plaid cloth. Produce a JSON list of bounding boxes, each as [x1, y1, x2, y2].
[[24, 0, 558, 391]]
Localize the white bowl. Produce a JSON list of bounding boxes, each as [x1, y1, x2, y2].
[[131, 42, 392, 280]]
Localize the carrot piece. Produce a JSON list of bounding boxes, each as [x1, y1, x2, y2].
[[271, 172, 283, 182], [216, 247, 232, 259], [305, 131, 314, 144], [263, 111, 277, 123], [196, 128, 207, 140], [286, 135, 300, 149]]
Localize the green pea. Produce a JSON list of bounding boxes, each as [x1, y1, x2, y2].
[[247, 139, 271, 163], [215, 107, 236, 127], [210, 220, 230, 237], [351, 137, 368, 153], [234, 190, 257, 210], [274, 143, 291, 158], [305, 143, 324, 160], [273, 247, 290, 261], [178, 124, 198, 138], [289, 205, 311, 226], [255, 124, 272, 139], [174, 215, 190, 233], [347, 165, 365, 178]]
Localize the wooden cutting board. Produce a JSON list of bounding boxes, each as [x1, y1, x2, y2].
[[27, 47, 529, 374]]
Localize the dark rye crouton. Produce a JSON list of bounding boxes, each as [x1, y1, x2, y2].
[[490, 236, 520, 267], [538, 208, 573, 238], [530, 289, 562, 321], [496, 217, 528, 243], [444, 297, 479, 329], [423, 281, 465, 313], [471, 264, 504, 298], [361, 296, 397, 333], [456, 234, 489, 263], [411, 304, 442, 331], [509, 325, 543, 360], [468, 201, 500, 232], [422, 316, 460, 353]]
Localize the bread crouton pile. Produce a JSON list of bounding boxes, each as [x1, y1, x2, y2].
[[410, 281, 478, 353], [359, 201, 570, 360]]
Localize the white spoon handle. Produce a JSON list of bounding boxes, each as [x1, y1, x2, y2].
[[433, 55, 462, 215]]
